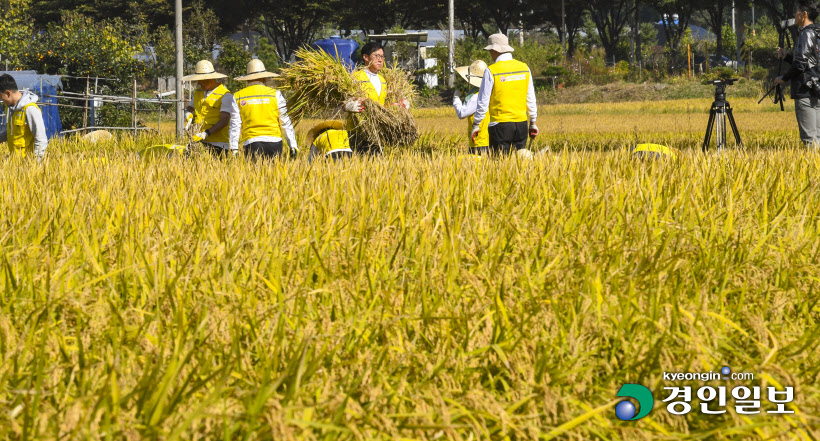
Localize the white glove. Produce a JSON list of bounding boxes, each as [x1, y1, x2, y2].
[[471, 126, 480, 143], [454, 89, 462, 99], [401, 98, 410, 109], [184, 111, 194, 130], [193, 131, 208, 142], [529, 123, 539, 137], [344, 98, 363, 113]]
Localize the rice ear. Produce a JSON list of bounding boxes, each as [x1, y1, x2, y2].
[[279, 48, 419, 148]]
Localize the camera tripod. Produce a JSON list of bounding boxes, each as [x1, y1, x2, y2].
[[703, 79, 742, 152]]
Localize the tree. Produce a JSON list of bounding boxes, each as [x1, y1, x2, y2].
[[252, 0, 338, 62], [756, 0, 797, 29], [586, 0, 635, 62], [699, 0, 732, 57], [337, 0, 445, 37], [648, 0, 698, 63], [0, 0, 34, 68], [454, 0, 542, 38], [540, 0, 587, 57]]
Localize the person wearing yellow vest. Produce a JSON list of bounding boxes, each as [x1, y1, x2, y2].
[[307, 120, 352, 162], [471, 33, 538, 154], [231, 59, 298, 160], [182, 60, 239, 156], [453, 60, 490, 156], [0, 74, 48, 160], [343, 42, 410, 155]]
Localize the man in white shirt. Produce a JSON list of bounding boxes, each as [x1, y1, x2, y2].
[[182, 60, 240, 156], [472, 33, 538, 154], [343, 42, 410, 155], [231, 59, 298, 160]]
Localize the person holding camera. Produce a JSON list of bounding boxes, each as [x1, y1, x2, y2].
[[775, 1, 820, 147]]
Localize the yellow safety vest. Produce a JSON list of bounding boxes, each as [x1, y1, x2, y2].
[[487, 59, 530, 123], [352, 70, 386, 105], [313, 129, 350, 154], [465, 93, 489, 148], [6, 102, 38, 156], [193, 84, 230, 143], [234, 84, 282, 143]]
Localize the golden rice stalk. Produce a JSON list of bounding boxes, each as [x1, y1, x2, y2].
[[279, 48, 419, 147], [349, 100, 419, 148], [279, 47, 361, 125], [381, 64, 419, 108]]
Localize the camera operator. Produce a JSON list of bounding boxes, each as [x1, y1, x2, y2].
[[775, 1, 820, 147]]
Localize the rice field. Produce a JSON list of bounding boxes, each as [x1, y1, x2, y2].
[[1, 98, 820, 440]]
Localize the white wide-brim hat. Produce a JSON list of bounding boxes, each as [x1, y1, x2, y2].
[[484, 33, 515, 53], [455, 59, 488, 88], [181, 60, 227, 81], [235, 59, 280, 81]]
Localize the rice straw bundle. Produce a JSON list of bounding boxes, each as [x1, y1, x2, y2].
[[280, 47, 419, 148], [279, 48, 357, 125]]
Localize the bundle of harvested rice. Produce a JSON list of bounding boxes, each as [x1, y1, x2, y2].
[[279, 48, 357, 125], [281, 47, 419, 148]]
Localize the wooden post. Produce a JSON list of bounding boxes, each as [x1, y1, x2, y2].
[[82, 75, 89, 133], [132, 78, 137, 137], [687, 44, 692, 79], [175, 0, 184, 138]]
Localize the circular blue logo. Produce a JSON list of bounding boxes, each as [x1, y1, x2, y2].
[[721, 366, 731, 376], [615, 400, 636, 421]]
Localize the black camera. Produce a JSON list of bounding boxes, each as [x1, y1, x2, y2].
[[710, 78, 738, 86]]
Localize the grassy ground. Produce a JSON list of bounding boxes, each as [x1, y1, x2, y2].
[[1, 99, 819, 440]]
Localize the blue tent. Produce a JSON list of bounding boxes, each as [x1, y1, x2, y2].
[[311, 38, 359, 71], [0, 71, 63, 140]]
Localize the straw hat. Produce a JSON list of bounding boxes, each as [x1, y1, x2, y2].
[[235, 59, 280, 81], [307, 120, 344, 144], [181, 60, 227, 81], [455, 60, 488, 88], [484, 33, 515, 53]]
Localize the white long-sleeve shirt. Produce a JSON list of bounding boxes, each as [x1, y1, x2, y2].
[[187, 88, 240, 152], [364, 69, 382, 96], [453, 92, 478, 119], [472, 52, 537, 131], [230, 81, 298, 150]]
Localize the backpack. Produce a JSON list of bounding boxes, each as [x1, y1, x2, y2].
[[803, 25, 820, 96]]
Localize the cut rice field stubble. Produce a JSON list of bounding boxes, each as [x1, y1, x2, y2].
[[1, 100, 819, 440]]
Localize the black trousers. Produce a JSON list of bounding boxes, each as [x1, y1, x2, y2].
[[349, 133, 382, 156], [244, 141, 283, 160], [488, 121, 528, 154], [204, 143, 232, 157], [468, 146, 489, 155]]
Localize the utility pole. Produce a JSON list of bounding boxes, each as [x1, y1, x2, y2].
[[635, 0, 641, 69], [630, 0, 635, 67], [561, 0, 567, 58], [732, 0, 736, 33], [174, 0, 184, 138], [448, 0, 455, 87], [752, 2, 755, 36]]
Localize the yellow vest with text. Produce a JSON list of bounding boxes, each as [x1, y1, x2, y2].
[[313, 129, 350, 154], [465, 93, 489, 148], [488, 59, 530, 123], [234, 84, 282, 143], [194, 84, 230, 143], [352, 70, 387, 105], [6, 102, 38, 156]]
